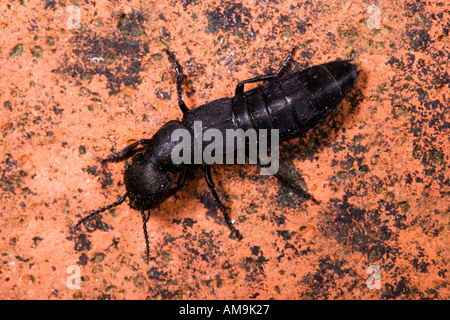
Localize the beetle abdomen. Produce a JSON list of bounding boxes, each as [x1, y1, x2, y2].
[[231, 59, 358, 141]]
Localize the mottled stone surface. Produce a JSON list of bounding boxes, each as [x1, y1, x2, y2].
[[0, 0, 448, 299]]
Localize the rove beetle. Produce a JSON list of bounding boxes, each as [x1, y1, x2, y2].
[[74, 46, 359, 262]]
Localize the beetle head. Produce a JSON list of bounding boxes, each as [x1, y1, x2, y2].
[[124, 153, 172, 211]]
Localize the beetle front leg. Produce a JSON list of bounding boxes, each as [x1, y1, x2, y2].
[[101, 139, 152, 163], [235, 46, 297, 95], [166, 167, 189, 198]]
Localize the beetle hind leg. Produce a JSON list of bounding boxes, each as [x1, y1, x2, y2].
[[272, 172, 320, 205], [235, 46, 297, 95], [255, 156, 320, 205]]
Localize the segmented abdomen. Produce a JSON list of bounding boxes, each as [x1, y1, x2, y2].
[[231, 62, 353, 141]]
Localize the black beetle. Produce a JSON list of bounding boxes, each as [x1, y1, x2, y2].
[[75, 46, 359, 262]]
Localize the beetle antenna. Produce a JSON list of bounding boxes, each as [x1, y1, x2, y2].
[[140, 210, 151, 264], [75, 192, 129, 229]]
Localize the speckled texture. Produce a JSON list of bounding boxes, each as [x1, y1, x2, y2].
[[0, 0, 448, 299]]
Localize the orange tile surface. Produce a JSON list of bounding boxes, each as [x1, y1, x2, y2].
[[0, 0, 448, 299]]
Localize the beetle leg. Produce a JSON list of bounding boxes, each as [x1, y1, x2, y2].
[[166, 167, 189, 197], [255, 157, 320, 205], [164, 49, 190, 114], [235, 46, 297, 95], [101, 139, 152, 163], [204, 164, 243, 240], [272, 172, 320, 205], [177, 167, 188, 187]]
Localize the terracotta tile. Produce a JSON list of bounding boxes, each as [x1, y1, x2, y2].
[[0, 0, 448, 299]]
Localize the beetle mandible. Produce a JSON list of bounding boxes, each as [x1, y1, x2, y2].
[[74, 46, 359, 262]]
